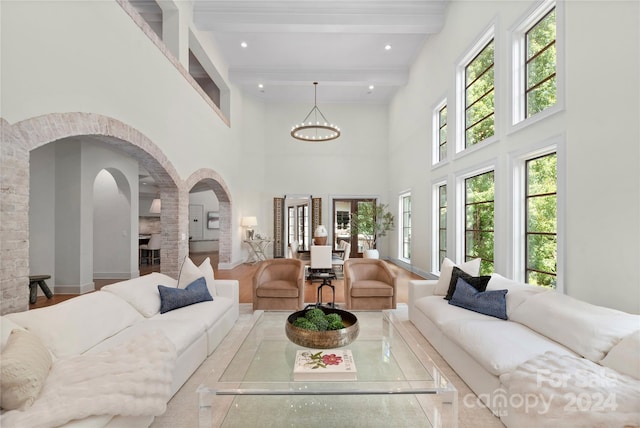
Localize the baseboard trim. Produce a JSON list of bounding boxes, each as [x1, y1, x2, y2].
[[55, 281, 95, 294], [218, 259, 244, 270], [93, 272, 133, 280]]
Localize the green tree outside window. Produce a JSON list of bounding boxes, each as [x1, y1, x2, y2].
[[526, 153, 557, 287], [465, 171, 495, 275]]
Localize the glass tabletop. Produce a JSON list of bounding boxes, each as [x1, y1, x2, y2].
[[198, 310, 457, 427]]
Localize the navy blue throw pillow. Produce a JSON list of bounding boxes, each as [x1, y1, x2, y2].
[[444, 266, 491, 300], [448, 278, 508, 320], [158, 276, 213, 314]]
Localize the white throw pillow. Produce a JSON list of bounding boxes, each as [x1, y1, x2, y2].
[[1, 317, 25, 352], [178, 257, 216, 296], [101, 272, 177, 317], [0, 329, 52, 410], [486, 273, 549, 316], [434, 258, 481, 296], [510, 291, 640, 362], [178, 257, 204, 289], [198, 257, 217, 296], [600, 330, 640, 380]]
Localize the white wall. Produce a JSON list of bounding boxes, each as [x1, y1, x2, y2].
[[1, 0, 263, 266], [29, 144, 57, 288], [53, 140, 92, 292], [6, 0, 638, 312], [30, 138, 140, 292], [388, 0, 640, 313], [189, 190, 220, 241], [93, 169, 133, 279], [256, 102, 392, 254]]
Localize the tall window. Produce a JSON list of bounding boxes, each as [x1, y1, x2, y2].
[[400, 193, 411, 260], [288, 206, 295, 245], [525, 8, 556, 118], [438, 185, 447, 267], [465, 171, 495, 275], [465, 40, 495, 147], [297, 204, 308, 249], [434, 102, 448, 163], [526, 153, 557, 287]]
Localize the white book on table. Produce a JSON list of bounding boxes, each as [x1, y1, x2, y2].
[[293, 349, 357, 381]]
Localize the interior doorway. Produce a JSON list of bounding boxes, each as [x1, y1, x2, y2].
[[332, 198, 375, 258]]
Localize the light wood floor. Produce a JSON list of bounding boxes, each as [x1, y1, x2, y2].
[[29, 252, 424, 310]]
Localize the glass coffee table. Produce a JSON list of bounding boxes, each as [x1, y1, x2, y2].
[[198, 310, 457, 427]]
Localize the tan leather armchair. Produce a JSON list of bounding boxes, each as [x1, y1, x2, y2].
[[253, 258, 306, 311], [344, 259, 397, 310]]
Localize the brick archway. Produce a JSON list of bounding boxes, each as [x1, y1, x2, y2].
[[0, 113, 187, 314], [185, 169, 233, 266]]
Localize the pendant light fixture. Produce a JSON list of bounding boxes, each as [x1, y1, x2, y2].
[[290, 82, 340, 142]]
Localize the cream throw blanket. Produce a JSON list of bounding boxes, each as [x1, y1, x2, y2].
[[501, 352, 640, 427], [1, 331, 176, 428]]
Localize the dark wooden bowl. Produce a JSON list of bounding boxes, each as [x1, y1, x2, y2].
[[285, 306, 359, 349]]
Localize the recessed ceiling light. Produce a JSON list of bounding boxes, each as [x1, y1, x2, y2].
[[258, 83, 264, 89], [369, 85, 375, 90], [384, 44, 392, 51], [240, 41, 248, 48]]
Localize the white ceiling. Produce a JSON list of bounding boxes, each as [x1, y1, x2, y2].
[[133, 0, 449, 104]]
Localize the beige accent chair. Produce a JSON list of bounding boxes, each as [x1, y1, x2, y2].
[[344, 259, 397, 310], [253, 258, 306, 311]]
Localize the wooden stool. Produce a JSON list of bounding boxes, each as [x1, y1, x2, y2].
[[29, 275, 53, 304]]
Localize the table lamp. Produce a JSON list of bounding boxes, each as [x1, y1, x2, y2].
[[241, 216, 258, 240]]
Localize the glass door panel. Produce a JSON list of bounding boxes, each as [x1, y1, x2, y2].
[[332, 198, 375, 257]]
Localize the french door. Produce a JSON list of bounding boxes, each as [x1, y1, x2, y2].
[[332, 198, 375, 258]]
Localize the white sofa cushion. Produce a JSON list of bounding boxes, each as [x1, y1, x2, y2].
[[510, 291, 640, 362], [600, 330, 640, 380], [87, 318, 203, 357], [101, 272, 176, 318], [155, 297, 234, 331], [434, 258, 481, 296], [414, 295, 493, 328], [486, 273, 549, 317], [6, 292, 143, 358], [442, 318, 577, 376]]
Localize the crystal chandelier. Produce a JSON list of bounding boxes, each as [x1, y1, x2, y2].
[[290, 82, 340, 142]]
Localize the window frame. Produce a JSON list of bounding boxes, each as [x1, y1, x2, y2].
[[456, 165, 496, 275], [432, 180, 448, 273], [287, 206, 295, 246], [432, 98, 448, 165], [509, 0, 564, 131], [398, 191, 412, 262], [509, 138, 565, 292], [456, 23, 498, 154], [525, 152, 557, 287]]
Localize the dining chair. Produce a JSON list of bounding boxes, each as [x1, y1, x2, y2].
[[309, 245, 336, 306], [139, 233, 161, 265], [310, 245, 333, 276], [332, 242, 351, 272]]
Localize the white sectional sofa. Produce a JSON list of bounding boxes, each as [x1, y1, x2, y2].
[[409, 272, 640, 427], [0, 265, 239, 428]]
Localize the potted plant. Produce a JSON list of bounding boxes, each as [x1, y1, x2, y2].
[[350, 203, 395, 258]]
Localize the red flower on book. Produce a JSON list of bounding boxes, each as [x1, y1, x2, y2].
[[322, 353, 343, 366]]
